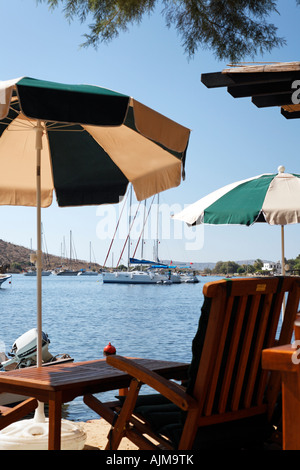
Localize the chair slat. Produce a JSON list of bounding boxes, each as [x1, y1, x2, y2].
[[217, 295, 248, 414], [244, 293, 273, 408], [231, 294, 261, 411], [192, 285, 227, 415], [255, 287, 285, 406], [203, 296, 234, 415]]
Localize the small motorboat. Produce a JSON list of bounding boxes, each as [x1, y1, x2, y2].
[[0, 329, 73, 405], [180, 273, 200, 283], [0, 274, 11, 287]]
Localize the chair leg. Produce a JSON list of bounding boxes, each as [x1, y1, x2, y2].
[[178, 409, 199, 450], [84, 394, 116, 425], [106, 379, 142, 450]]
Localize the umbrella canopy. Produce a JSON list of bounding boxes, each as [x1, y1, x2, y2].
[[173, 166, 300, 274], [0, 77, 190, 206], [0, 76, 191, 367]]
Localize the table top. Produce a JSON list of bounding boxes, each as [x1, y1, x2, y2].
[[0, 358, 189, 401]]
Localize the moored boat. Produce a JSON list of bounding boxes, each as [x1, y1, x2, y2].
[[23, 270, 51, 276], [53, 268, 79, 276], [180, 273, 200, 283], [102, 269, 168, 284], [0, 274, 11, 287], [0, 329, 73, 405], [77, 270, 98, 276]]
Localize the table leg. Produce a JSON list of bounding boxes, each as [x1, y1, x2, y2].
[[282, 372, 300, 450], [48, 391, 62, 450]]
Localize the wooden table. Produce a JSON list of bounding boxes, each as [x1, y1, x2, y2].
[[262, 316, 300, 450], [0, 358, 188, 450], [262, 344, 300, 450]]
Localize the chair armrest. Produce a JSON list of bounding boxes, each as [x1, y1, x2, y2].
[[106, 355, 197, 411], [262, 344, 298, 373], [0, 398, 38, 430]]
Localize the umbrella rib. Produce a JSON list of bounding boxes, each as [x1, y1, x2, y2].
[[8, 106, 20, 117], [47, 128, 85, 132], [1, 107, 36, 130], [45, 122, 85, 131], [1, 120, 35, 130], [6, 121, 36, 130]]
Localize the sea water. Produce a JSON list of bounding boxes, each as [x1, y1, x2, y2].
[[0, 274, 219, 422]]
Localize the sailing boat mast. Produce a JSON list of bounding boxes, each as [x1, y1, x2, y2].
[[127, 185, 133, 268], [70, 230, 72, 265], [141, 199, 147, 260], [155, 194, 160, 262]]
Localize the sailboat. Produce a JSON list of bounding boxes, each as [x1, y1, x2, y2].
[[102, 259, 170, 284], [53, 231, 79, 276], [78, 243, 98, 276], [102, 190, 174, 284], [24, 225, 52, 276]]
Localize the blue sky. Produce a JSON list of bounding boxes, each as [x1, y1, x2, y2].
[[1, 0, 300, 266]]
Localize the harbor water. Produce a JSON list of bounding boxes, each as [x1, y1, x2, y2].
[[0, 273, 220, 422]]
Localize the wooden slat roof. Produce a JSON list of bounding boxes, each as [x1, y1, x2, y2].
[[201, 61, 300, 119]]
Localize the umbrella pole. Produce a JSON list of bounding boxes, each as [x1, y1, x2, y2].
[[281, 225, 285, 276], [34, 120, 46, 423], [281, 225, 286, 317], [35, 120, 43, 369]]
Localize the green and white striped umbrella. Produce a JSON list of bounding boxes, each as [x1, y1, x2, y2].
[[0, 76, 190, 368], [174, 166, 300, 274]]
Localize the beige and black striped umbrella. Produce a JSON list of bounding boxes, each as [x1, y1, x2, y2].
[[0, 77, 190, 207], [0, 76, 190, 366]]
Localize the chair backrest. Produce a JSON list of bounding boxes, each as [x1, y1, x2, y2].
[[187, 276, 300, 425]]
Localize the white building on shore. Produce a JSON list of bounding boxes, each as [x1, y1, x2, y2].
[[262, 261, 281, 274]]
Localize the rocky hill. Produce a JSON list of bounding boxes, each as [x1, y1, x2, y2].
[[0, 239, 101, 273]]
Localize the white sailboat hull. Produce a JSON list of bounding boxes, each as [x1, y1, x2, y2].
[[77, 271, 98, 276], [24, 271, 51, 276], [53, 269, 79, 276], [102, 271, 169, 284], [0, 392, 29, 406]]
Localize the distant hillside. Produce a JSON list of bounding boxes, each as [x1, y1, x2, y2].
[[161, 259, 275, 271], [0, 240, 275, 274], [0, 239, 101, 273], [161, 260, 216, 270]]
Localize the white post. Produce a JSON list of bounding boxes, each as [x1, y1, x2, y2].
[[281, 224, 286, 318], [281, 225, 285, 276]]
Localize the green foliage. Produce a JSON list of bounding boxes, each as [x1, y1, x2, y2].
[[211, 255, 300, 275], [11, 262, 23, 272], [287, 254, 300, 272], [212, 260, 240, 274], [253, 258, 263, 270], [35, 0, 299, 62], [118, 264, 128, 271]]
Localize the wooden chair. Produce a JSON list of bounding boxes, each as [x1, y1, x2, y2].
[[0, 398, 38, 430], [84, 277, 300, 450]]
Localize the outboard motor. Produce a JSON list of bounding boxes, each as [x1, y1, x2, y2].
[[0, 328, 54, 371]]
